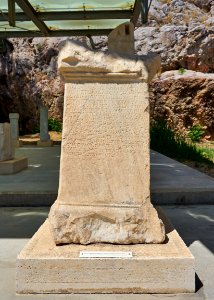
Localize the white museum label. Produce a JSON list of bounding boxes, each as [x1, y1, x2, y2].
[[79, 251, 133, 258]]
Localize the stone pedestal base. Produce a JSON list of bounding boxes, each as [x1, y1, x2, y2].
[[49, 203, 165, 245], [0, 157, 28, 175], [37, 140, 53, 147], [16, 208, 195, 294], [13, 140, 23, 147]]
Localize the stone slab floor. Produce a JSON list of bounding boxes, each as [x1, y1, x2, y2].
[[0, 147, 214, 205], [0, 205, 213, 300]]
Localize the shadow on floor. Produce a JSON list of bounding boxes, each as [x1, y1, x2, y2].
[[162, 206, 214, 254], [0, 206, 213, 256], [0, 207, 49, 238]]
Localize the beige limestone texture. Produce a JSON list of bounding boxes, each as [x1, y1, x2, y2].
[[0, 123, 14, 161], [49, 41, 164, 245], [58, 40, 161, 83], [16, 209, 195, 294], [108, 22, 135, 56]]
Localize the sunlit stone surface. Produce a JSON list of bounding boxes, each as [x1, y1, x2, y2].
[[49, 40, 165, 245]]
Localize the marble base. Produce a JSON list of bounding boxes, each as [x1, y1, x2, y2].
[[0, 157, 28, 175], [16, 208, 195, 294]]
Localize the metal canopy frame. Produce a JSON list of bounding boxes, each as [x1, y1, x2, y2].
[[0, 0, 151, 38]]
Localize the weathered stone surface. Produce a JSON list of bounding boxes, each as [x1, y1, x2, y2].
[[135, 25, 214, 73], [16, 209, 195, 294], [0, 123, 14, 161], [49, 41, 165, 245], [39, 106, 50, 141], [150, 70, 214, 138], [0, 122, 27, 174], [0, 38, 64, 132], [9, 113, 19, 141], [9, 113, 21, 147], [0, 0, 213, 133], [49, 204, 165, 245], [57, 40, 161, 82], [108, 22, 135, 56]]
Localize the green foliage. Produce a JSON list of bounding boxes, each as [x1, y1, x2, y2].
[[48, 118, 62, 132], [197, 146, 214, 161], [32, 124, 39, 133], [150, 121, 213, 165], [188, 125, 205, 143], [35, 43, 44, 52], [178, 67, 186, 75]]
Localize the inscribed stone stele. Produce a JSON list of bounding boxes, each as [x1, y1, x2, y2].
[[49, 41, 165, 245]]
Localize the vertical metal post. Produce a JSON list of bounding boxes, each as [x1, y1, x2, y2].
[[141, 0, 148, 24], [8, 0, 16, 26]]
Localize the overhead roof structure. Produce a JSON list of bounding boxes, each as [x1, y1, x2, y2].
[[0, 0, 151, 37]]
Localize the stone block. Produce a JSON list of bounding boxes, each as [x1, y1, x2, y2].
[[0, 157, 28, 175], [16, 208, 195, 294], [39, 106, 50, 142], [37, 140, 53, 147], [0, 123, 14, 161], [108, 22, 135, 56], [9, 113, 19, 141]]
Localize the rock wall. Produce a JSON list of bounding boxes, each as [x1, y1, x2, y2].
[[150, 71, 214, 138], [0, 0, 213, 135], [136, 0, 214, 72], [0, 38, 64, 133]]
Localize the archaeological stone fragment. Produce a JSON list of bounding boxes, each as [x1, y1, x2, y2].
[[49, 40, 165, 245]]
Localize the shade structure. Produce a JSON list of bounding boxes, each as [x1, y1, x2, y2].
[[0, 0, 151, 37]]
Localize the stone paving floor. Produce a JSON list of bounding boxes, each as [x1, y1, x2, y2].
[[151, 151, 214, 204], [0, 147, 214, 299], [0, 147, 214, 205], [0, 205, 213, 300]]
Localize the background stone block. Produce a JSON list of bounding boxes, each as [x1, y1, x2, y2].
[[0, 123, 14, 161]]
